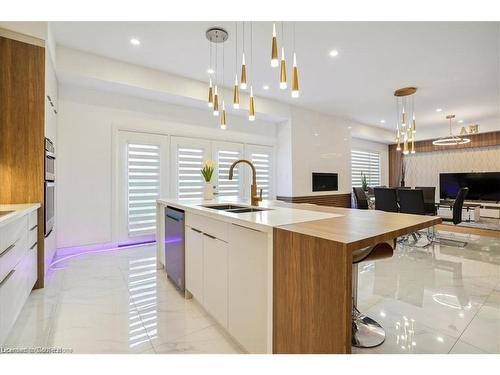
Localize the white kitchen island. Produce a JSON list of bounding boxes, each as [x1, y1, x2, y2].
[[156, 198, 340, 353], [156, 197, 440, 354]]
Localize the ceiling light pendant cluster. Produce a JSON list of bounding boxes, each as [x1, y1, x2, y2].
[[206, 27, 228, 128], [394, 87, 418, 155], [432, 115, 471, 146], [271, 22, 299, 98]]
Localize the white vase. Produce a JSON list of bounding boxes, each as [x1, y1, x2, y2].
[[203, 182, 214, 200]]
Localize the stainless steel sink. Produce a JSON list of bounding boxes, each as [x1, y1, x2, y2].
[[200, 204, 247, 210], [199, 204, 272, 213], [225, 207, 271, 213], [0, 210, 14, 217]]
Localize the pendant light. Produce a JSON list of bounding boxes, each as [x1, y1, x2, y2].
[[240, 22, 247, 90], [233, 23, 240, 109], [207, 42, 214, 107], [279, 47, 287, 89], [279, 23, 287, 89], [271, 23, 279, 67], [290, 23, 299, 98], [394, 87, 418, 155], [249, 86, 255, 121], [220, 101, 227, 129], [233, 75, 240, 109], [432, 115, 471, 146], [213, 85, 219, 116], [220, 40, 227, 129], [207, 78, 213, 108], [248, 23, 255, 121]]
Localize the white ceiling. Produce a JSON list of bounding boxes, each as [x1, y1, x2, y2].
[[52, 21, 500, 134]]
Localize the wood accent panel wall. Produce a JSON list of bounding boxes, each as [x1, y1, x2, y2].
[[388, 131, 500, 187], [276, 193, 352, 208], [0, 36, 46, 288], [273, 228, 352, 353]]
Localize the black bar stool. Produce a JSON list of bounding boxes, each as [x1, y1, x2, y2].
[[352, 241, 394, 348]]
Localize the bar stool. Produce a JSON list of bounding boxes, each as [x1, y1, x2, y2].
[[352, 240, 394, 348]]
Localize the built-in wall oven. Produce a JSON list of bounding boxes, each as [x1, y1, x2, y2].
[[44, 138, 55, 237], [45, 138, 55, 181]]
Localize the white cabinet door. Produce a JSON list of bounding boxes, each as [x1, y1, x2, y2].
[[228, 223, 269, 353], [203, 234, 228, 328], [185, 225, 204, 302]]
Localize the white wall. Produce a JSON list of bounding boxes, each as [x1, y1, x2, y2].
[[351, 138, 389, 187], [56, 84, 277, 249], [289, 107, 352, 196], [405, 145, 500, 200]]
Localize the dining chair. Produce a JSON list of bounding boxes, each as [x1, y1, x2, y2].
[[437, 187, 469, 247], [374, 187, 399, 212], [415, 186, 437, 215], [353, 187, 369, 210]]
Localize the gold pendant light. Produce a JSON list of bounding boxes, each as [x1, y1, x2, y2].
[[279, 47, 287, 89], [240, 53, 247, 90], [271, 23, 279, 67], [233, 75, 240, 109], [220, 100, 226, 129], [394, 87, 418, 155], [291, 52, 299, 98], [213, 85, 219, 116], [207, 78, 213, 107], [248, 86, 255, 121], [396, 125, 401, 151]]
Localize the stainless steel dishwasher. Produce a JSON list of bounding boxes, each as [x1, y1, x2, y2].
[[164, 206, 185, 291]]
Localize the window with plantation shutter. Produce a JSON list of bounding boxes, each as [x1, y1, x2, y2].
[[177, 147, 205, 200], [216, 149, 242, 198], [127, 143, 161, 237], [246, 145, 273, 199], [351, 150, 381, 188]]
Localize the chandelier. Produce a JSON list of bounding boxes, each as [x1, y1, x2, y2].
[[205, 22, 300, 129], [432, 114, 471, 146], [394, 87, 417, 155]]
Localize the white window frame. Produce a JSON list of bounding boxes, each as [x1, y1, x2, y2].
[[244, 144, 275, 200], [212, 141, 245, 199]]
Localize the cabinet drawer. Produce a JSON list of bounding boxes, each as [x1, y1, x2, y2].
[[28, 210, 38, 231], [0, 259, 26, 345], [0, 233, 28, 284], [0, 215, 28, 253], [186, 213, 228, 242]]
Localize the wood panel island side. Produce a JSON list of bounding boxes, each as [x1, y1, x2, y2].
[[156, 199, 441, 354]]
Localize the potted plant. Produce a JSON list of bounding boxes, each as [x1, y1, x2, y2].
[[201, 159, 215, 200], [361, 172, 369, 192]]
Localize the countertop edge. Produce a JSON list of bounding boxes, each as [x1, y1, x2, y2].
[[0, 203, 41, 227]]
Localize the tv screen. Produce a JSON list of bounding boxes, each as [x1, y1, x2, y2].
[[439, 172, 500, 202], [312, 173, 338, 192]]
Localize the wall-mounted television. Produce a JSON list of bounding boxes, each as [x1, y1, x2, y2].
[[312, 172, 338, 192], [439, 172, 500, 202]]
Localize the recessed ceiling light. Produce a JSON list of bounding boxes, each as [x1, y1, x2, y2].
[[380, 119, 386, 123], [263, 85, 269, 90], [329, 49, 339, 57], [436, 108, 443, 112], [207, 68, 215, 75], [348, 126, 352, 129], [130, 38, 141, 46], [458, 119, 464, 123]]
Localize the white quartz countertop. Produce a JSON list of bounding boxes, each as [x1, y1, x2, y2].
[[0, 203, 41, 227], [157, 198, 342, 232]]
